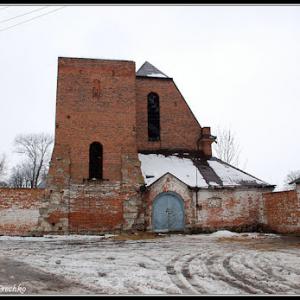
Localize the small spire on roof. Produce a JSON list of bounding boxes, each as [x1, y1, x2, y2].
[[136, 61, 169, 78]]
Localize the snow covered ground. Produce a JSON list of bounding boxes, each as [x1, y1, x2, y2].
[[0, 231, 300, 295]]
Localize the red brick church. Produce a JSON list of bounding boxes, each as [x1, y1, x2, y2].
[[1, 56, 299, 236], [36, 57, 274, 234]]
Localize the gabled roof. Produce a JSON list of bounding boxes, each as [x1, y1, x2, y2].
[[138, 153, 208, 188], [138, 153, 275, 189], [136, 61, 170, 78]]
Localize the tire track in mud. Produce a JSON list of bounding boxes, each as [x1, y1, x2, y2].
[[204, 254, 259, 294], [180, 254, 207, 294], [239, 254, 289, 292], [166, 253, 198, 295], [121, 253, 181, 295], [222, 255, 274, 294], [167, 251, 266, 295], [251, 253, 300, 292]]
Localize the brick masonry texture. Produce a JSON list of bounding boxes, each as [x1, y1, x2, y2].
[[37, 58, 145, 234], [54, 58, 139, 183], [263, 187, 300, 234], [136, 78, 202, 152], [0, 188, 44, 235]]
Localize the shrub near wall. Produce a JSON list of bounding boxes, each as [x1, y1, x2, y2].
[[0, 188, 45, 236]]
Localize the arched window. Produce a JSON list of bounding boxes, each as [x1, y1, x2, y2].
[[147, 92, 160, 141], [89, 142, 103, 179]]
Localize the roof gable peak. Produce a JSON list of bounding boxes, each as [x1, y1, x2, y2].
[[136, 61, 169, 78]]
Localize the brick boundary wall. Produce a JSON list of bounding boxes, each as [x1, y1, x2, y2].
[[263, 189, 300, 234], [0, 188, 45, 236], [0, 185, 300, 236]]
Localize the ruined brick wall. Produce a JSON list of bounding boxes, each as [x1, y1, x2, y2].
[[38, 58, 145, 234], [0, 188, 44, 236], [61, 183, 124, 234], [69, 183, 144, 233], [53, 57, 140, 183], [195, 188, 269, 232], [263, 189, 300, 234], [39, 181, 144, 234], [135, 78, 202, 152]]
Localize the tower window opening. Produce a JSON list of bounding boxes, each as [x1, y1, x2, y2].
[[148, 92, 160, 141]]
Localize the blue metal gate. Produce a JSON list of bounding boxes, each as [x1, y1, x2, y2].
[[152, 192, 185, 232]]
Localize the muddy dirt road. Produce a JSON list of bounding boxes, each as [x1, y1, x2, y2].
[[0, 232, 299, 295]]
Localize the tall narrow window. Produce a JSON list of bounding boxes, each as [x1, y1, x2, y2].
[[89, 142, 103, 179], [148, 92, 160, 141]]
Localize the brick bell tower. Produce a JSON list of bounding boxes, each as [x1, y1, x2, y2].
[[37, 57, 145, 234]]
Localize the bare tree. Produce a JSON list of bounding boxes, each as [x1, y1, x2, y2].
[[13, 133, 53, 188], [9, 163, 32, 188], [213, 126, 243, 168], [0, 154, 9, 187], [285, 170, 300, 184], [0, 154, 6, 178], [284, 170, 300, 186], [0, 181, 8, 187]]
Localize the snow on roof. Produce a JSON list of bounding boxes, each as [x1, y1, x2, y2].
[[146, 72, 168, 78], [138, 153, 271, 188], [136, 61, 169, 78], [138, 153, 208, 188], [207, 159, 268, 187]]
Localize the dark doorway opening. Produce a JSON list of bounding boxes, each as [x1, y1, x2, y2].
[[89, 142, 103, 179]]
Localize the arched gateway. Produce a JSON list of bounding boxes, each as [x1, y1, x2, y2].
[[152, 192, 185, 232]]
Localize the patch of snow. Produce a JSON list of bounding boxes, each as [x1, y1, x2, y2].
[[146, 73, 167, 78], [0, 234, 117, 242], [210, 230, 238, 238], [208, 160, 265, 186], [210, 231, 281, 240], [138, 154, 208, 188]]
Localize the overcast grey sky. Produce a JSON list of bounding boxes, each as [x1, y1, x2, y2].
[[0, 5, 299, 187]]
